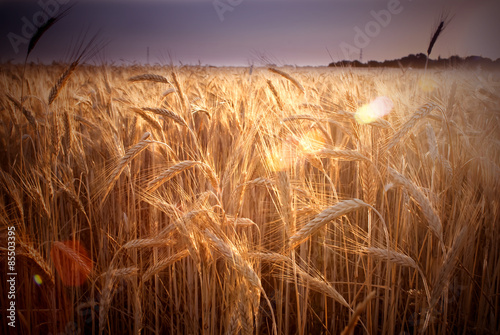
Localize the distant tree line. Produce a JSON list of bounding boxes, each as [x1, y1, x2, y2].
[[329, 53, 500, 69]]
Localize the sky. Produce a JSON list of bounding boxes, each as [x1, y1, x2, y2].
[[0, 0, 499, 66]]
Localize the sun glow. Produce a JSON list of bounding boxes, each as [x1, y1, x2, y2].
[[418, 75, 438, 92], [355, 96, 394, 124], [298, 128, 327, 154]]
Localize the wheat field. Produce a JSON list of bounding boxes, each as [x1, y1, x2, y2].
[[0, 63, 499, 334]]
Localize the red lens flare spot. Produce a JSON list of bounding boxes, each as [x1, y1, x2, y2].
[[50, 240, 92, 287]]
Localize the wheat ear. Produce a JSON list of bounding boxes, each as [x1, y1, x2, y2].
[[290, 199, 369, 247], [142, 249, 189, 282], [0, 169, 24, 221], [388, 168, 444, 251], [147, 160, 219, 192], [131, 107, 163, 132], [171, 71, 187, 109], [27, 5, 73, 57], [341, 291, 376, 335], [101, 136, 152, 201], [122, 238, 175, 250], [255, 252, 349, 307], [128, 74, 169, 84], [142, 107, 188, 128], [99, 267, 139, 334], [19, 241, 55, 286], [427, 14, 452, 57], [365, 247, 431, 303], [268, 67, 305, 93], [51, 241, 92, 275], [204, 229, 261, 290], [62, 110, 72, 154], [48, 33, 104, 105], [48, 61, 78, 105], [267, 80, 284, 110], [423, 225, 470, 332], [365, 247, 417, 268], [5, 93, 37, 128], [205, 233, 278, 335], [429, 225, 470, 310], [315, 148, 369, 161], [385, 103, 442, 151]]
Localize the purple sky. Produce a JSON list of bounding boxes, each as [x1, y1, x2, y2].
[[1, 0, 499, 66]]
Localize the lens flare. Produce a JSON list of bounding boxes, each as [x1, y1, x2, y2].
[[33, 274, 43, 285], [298, 128, 326, 154], [50, 240, 92, 287], [355, 96, 393, 124], [266, 145, 291, 172], [418, 76, 437, 92]]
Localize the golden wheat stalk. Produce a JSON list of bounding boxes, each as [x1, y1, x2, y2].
[[142, 249, 189, 282], [282, 114, 319, 123], [171, 71, 188, 109], [51, 111, 61, 156], [365, 247, 417, 268], [361, 161, 376, 205], [422, 225, 470, 332], [385, 103, 443, 150], [315, 148, 369, 161], [429, 225, 470, 309], [52, 241, 92, 275], [226, 216, 257, 228], [267, 80, 284, 110], [290, 199, 369, 247], [254, 252, 349, 307], [238, 291, 254, 335], [162, 88, 176, 99], [0, 170, 24, 221], [128, 74, 170, 84], [62, 110, 72, 154], [18, 241, 55, 286], [388, 168, 444, 250], [268, 67, 305, 93], [204, 229, 262, 290], [99, 266, 139, 333], [101, 136, 152, 201], [295, 265, 349, 308], [48, 61, 78, 105], [142, 107, 188, 128], [341, 291, 376, 335], [131, 107, 163, 132], [365, 247, 431, 303], [147, 160, 219, 192], [5, 93, 37, 128], [59, 183, 86, 216], [48, 33, 104, 105], [122, 238, 175, 250], [243, 177, 275, 189]]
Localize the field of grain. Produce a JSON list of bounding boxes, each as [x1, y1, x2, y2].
[[0, 63, 499, 334]]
